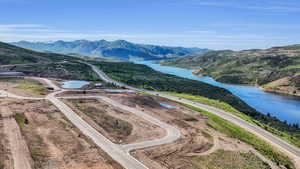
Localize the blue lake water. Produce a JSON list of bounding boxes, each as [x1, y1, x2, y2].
[[133, 60, 300, 125], [105, 89, 135, 93], [160, 103, 176, 109], [62, 80, 89, 89]]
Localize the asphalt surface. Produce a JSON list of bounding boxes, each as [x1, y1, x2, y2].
[[1, 77, 180, 169], [47, 92, 150, 169], [59, 95, 181, 153], [84, 62, 300, 161], [30, 77, 61, 91]]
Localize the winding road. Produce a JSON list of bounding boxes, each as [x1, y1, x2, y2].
[[84, 62, 300, 163], [1, 76, 181, 169], [2, 62, 300, 168], [58, 95, 181, 153]]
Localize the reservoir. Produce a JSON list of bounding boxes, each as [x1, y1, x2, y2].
[[134, 60, 300, 125], [62, 80, 89, 89]]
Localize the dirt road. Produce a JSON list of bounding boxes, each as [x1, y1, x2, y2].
[[3, 110, 33, 169]]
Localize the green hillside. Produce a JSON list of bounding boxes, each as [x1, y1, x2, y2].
[[0, 41, 83, 65], [90, 61, 300, 141], [160, 45, 300, 96]]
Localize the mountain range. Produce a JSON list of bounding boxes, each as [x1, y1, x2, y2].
[[12, 40, 208, 60], [0, 41, 81, 65], [160, 44, 300, 96]]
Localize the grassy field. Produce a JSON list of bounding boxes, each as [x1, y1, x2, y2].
[[169, 93, 300, 148], [181, 103, 295, 169], [15, 79, 48, 95], [192, 150, 271, 169]]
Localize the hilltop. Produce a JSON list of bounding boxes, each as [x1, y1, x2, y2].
[[0, 41, 82, 65], [12, 40, 208, 61], [160, 44, 300, 96]]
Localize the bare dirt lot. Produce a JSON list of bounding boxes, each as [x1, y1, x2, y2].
[[63, 98, 166, 144], [0, 108, 12, 169], [2, 99, 123, 169], [0, 77, 49, 97], [108, 93, 274, 169]]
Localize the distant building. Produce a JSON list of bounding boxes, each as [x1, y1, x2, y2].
[[94, 83, 102, 87]]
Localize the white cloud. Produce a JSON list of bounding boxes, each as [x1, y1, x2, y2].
[[1, 24, 299, 50]]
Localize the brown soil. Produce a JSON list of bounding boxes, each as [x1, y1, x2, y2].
[[4, 117, 34, 169], [262, 77, 300, 96], [109, 93, 275, 169], [64, 98, 166, 144], [0, 77, 49, 97], [0, 108, 13, 169], [3, 99, 123, 169]]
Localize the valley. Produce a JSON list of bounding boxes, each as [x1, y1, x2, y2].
[[3, 0, 300, 168], [0, 42, 299, 169], [160, 45, 300, 97], [0, 76, 295, 169]]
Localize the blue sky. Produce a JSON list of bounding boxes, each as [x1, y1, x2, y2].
[[1, 0, 300, 50]]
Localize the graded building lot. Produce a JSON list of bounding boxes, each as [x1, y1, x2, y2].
[[2, 99, 123, 169], [0, 77, 49, 97], [63, 98, 166, 144], [108, 92, 277, 169]]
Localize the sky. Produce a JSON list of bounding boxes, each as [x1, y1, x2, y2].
[[1, 0, 300, 50]]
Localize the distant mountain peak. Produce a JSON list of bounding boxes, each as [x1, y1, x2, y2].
[[12, 39, 209, 60]]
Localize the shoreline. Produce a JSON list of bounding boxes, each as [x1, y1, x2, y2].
[[192, 70, 300, 98]]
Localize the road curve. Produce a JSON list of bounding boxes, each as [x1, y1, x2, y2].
[[59, 95, 181, 153], [84, 62, 300, 161], [47, 92, 149, 169], [0, 76, 181, 169], [29, 77, 61, 91]]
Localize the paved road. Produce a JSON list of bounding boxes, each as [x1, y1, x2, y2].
[[59, 95, 181, 153], [153, 92, 300, 159], [84, 62, 138, 90], [29, 77, 61, 91], [47, 92, 149, 169], [0, 76, 181, 169], [84, 62, 300, 161]]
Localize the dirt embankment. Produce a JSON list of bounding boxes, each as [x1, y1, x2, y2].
[[0, 104, 33, 169], [0, 108, 13, 169], [64, 98, 166, 144], [111, 93, 276, 169], [5, 99, 123, 169], [261, 75, 300, 97]]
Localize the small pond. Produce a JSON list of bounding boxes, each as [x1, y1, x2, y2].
[[105, 89, 136, 93], [160, 103, 176, 109], [62, 80, 90, 89]]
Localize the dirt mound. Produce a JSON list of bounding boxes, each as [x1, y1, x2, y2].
[[119, 94, 161, 108]]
